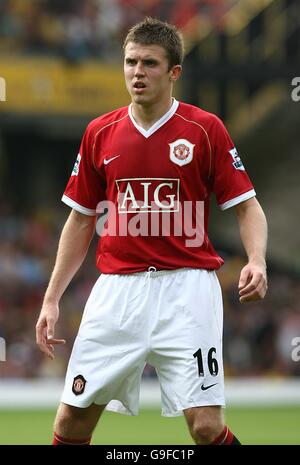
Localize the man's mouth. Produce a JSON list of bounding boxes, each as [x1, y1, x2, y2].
[[133, 81, 146, 89]]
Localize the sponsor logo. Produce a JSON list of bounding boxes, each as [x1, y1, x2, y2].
[[72, 375, 86, 395], [229, 147, 245, 171], [95, 178, 205, 247], [169, 139, 195, 166], [116, 178, 180, 213], [104, 155, 120, 165], [201, 383, 218, 391], [71, 154, 81, 176]]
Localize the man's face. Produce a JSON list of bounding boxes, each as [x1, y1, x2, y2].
[[124, 42, 180, 106]]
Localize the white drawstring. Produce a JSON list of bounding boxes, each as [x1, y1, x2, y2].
[[145, 265, 157, 284], [147, 266, 157, 273]]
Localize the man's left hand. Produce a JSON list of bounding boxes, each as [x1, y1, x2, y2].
[[238, 261, 267, 303]]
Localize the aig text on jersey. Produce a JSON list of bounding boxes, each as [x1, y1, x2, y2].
[[291, 77, 300, 102], [0, 77, 6, 102]]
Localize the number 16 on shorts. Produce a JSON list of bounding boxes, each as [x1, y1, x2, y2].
[[193, 347, 219, 377]]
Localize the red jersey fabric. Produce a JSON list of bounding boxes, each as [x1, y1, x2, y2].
[[62, 99, 255, 273]]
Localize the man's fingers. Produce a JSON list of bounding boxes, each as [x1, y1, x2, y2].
[[46, 338, 66, 345], [47, 318, 56, 340], [239, 270, 265, 294], [37, 342, 55, 359], [239, 279, 259, 296], [238, 267, 251, 289], [37, 339, 65, 360], [240, 292, 261, 303], [239, 281, 267, 302], [36, 319, 45, 343], [36, 308, 64, 359]]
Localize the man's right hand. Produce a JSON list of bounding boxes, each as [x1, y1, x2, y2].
[[36, 302, 66, 359]]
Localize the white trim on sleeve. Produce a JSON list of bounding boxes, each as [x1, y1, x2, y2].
[[219, 189, 256, 211], [61, 195, 97, 216]]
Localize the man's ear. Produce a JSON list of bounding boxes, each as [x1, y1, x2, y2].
[[169, 65, 182, 82]]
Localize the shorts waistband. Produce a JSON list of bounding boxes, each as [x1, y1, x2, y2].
[[120, 267, 205, 278]]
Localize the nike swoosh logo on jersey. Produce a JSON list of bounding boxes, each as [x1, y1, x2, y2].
[[201, 383, 218, 391], [103, 155, 120, 165]]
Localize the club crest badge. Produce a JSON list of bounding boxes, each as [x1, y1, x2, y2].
[[72, 375, 86, 395], [169, 139, 195, 166]]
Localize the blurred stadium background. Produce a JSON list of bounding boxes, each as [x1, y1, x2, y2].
[[0, 0, 300, 444]]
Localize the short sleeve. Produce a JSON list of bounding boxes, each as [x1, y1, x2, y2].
[[62, 123, 106, 215], [210, 117, 256, 210]]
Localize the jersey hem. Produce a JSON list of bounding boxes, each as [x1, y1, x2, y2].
[[96, 262, 224, 274]]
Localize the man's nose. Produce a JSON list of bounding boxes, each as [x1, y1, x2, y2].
[[134, 62, 145, 76]]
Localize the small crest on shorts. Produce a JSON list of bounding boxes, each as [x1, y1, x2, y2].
[[72, 375, 86, 395], [169, 139, 195, 166]]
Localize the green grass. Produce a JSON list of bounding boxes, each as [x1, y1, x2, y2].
[[0, 406, 299, 445]]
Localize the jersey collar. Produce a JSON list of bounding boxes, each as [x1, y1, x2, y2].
[[128, 98, 179, 138]]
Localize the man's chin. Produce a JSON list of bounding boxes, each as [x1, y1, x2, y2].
[[132, 95, 148, 104]]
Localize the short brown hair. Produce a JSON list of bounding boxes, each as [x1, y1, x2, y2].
[[123, 17, 184, 70]]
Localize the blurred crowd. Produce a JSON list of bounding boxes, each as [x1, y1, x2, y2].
[[0, 0, 229, 61], [1, 203, 300, 380]]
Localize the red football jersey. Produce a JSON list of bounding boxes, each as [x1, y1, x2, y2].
[[62, 99, 255, 273]]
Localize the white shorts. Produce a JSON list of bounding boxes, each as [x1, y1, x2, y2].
[[61, 268, 225, 416]]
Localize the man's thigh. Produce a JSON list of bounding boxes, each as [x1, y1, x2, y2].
[[148, 269, 225, 416]]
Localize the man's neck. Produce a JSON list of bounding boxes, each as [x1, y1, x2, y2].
[[131, 98, 174, 131]]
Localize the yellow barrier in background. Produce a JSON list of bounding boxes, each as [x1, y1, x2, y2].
[[0, 57, 130, 116]]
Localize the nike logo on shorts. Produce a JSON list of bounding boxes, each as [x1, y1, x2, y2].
[[103, 155, 120, 165], [201, 383, 218, 391]]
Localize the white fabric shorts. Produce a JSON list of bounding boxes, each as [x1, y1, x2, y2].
[[61, 268, 225, 416]]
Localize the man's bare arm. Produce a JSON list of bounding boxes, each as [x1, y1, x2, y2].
[[36, 209, 96, 358], [234, 197, 268, 303]]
